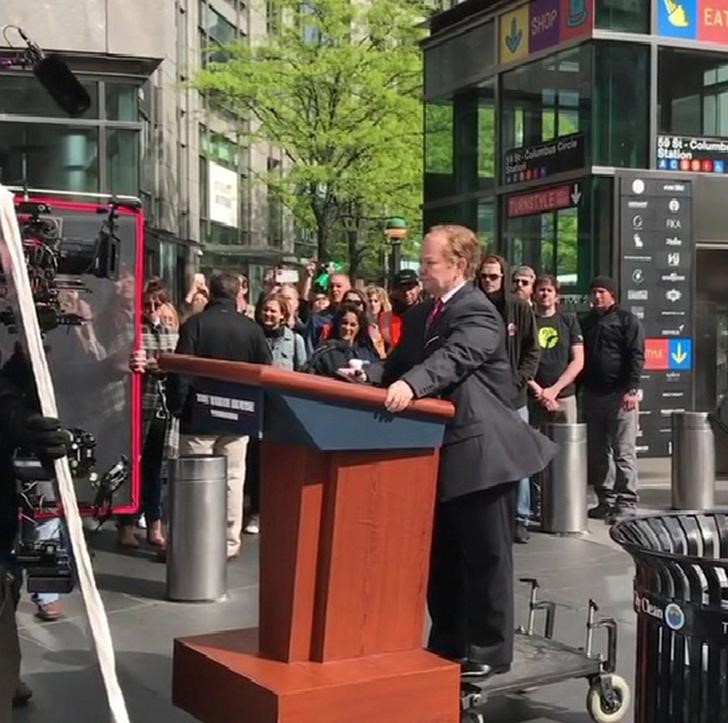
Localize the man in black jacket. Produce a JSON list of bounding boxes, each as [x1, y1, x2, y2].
[[478, 255, 540, 543], [581, 276, 645, 521], [0, 365, 70, 718], [361, 225, 555, 680], [168, 272, 272, 558]]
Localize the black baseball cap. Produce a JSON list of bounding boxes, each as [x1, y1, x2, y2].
[[394, 269, 419, 286]]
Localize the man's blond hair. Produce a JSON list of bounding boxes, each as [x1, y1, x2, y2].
[[428, 224, 482, 280]]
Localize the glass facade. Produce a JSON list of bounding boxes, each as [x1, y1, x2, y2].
[[593, 42, 649, 168], [658, 48, 728, 137], [500, 44, 591, 164], [0, 75, 99, 118], [595, 0, 649, 33], [422, 13, 672, 293], [0, 74, 141, 196]]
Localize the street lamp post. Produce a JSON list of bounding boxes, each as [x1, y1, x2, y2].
[[385, 216, 407, 285]]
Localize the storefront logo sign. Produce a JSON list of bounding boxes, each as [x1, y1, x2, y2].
[[659, 0, 697, 37], [499, 0, 592, 63], [657, 0, 728, 42], [560, 0, 591, 39], [700, 0, 728, 42], [500, 5, 530, 63], [531, 0, 560, 52]]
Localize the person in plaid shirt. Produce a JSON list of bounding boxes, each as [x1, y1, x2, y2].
[[120, 280, 179, 548]]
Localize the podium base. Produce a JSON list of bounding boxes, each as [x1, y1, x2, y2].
[[173, 628, 460, 723]]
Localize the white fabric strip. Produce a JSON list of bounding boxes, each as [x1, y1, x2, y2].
[[0, 184, 130, 723]]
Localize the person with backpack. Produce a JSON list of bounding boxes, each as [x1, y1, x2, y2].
[[528, 275, 584, 426], [581, 276, 645, 523]]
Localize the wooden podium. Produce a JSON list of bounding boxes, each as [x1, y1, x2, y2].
[[159, 355, 461, 723]]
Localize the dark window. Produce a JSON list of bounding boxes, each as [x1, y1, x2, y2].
[[105, 83, 139, 121], [658, 48, 728, 137], [593, 42, 649, 168], [424, 101, 455, 200], [0, 74, 99, 118], [596, 0, 649, 33], [0, 123, 99, 192], [107, 128, 140, 195], [453, 80, 495, 195]]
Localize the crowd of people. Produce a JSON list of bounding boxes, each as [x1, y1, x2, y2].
[[14, 234, 646, 629], [0, 222, 648, 713]]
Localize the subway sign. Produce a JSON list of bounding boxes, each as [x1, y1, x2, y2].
[[657, 134, 728, 173], [506, 181, 582, 217]]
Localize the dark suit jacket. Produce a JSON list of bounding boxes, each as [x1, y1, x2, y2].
[[373, 284, 556, 501]]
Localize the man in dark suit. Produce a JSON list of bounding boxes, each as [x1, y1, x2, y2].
[[360, 225, 556, 679]]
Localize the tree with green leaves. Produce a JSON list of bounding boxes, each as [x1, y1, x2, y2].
[[194, 0, 426, 273]]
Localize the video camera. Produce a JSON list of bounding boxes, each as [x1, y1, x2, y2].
[[14, 427, 130, 594], [0, 199, 121, 332]]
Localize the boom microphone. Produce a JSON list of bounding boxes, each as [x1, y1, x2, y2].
[[33, 54, 91, 117]]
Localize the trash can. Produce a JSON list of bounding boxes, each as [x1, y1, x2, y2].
[[167, 455, 228, 602], [540, 423, 588, 535], [671, 412, 715, 510], [611, 511, 728, 722]]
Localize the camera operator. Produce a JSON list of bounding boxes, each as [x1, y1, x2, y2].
[[0, 365, 69, 717]]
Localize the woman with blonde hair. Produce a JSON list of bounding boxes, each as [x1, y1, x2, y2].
[[365, 285, 391, 318]]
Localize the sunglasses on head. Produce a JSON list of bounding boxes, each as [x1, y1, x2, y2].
[[480, 273, 502, 281]]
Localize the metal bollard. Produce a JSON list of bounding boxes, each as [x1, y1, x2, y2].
[[167, 455, 228, 602], [671, 412, 715, 510], [541, 423, 588, 534]]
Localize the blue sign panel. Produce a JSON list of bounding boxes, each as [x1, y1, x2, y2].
[[668, 338, 692, 370], [188, 378, 264, 436], [658, 0, 698, 39]]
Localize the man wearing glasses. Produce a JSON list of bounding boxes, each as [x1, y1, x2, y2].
[[512, 265, 536, 305], [478, 256, 540, 544]]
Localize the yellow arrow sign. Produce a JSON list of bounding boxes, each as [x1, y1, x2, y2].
[[671, 343, 688, 364]]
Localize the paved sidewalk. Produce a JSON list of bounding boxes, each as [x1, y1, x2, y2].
[[14, 459, 723, 723]]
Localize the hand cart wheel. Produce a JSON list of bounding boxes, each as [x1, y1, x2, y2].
[[586, 674, 631, 723]]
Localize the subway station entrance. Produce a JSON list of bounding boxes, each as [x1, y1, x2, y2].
[[423, 0, 728, 456]]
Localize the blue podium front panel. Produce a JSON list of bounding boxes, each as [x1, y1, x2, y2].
[[264, 391, 446, 452]]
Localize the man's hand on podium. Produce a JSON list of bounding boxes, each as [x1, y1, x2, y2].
[[385, 380, 414, 413]]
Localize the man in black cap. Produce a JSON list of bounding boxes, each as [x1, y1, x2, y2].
[[580, 276, 644, 522], [381, 269, 422, 349]]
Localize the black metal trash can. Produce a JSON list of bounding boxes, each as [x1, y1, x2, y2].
[[611, 511, 728, 723]]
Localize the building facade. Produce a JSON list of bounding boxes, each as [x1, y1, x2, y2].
[[424, 0, 728, 456], [0, 0, 294, 301]]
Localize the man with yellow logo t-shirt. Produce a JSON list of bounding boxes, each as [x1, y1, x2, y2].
[[528, 274, 584, 426]]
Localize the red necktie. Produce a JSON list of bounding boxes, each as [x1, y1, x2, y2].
[[426, 299, 444, 331]]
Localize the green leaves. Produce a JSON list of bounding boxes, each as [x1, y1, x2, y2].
[[193, 0, 426, 268]]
